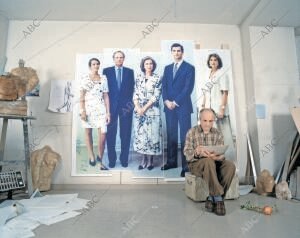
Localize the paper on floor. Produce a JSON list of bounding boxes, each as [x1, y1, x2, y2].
[[0, 193, 90, 238], [0, 201, 25, 226], [239, 185, 254, 196]]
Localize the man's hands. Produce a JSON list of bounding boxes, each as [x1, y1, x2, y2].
[[164, 100, 176, 110], [195, 145, 225, 161]]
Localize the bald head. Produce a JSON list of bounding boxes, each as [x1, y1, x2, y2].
[[199, 108, 216, 133]]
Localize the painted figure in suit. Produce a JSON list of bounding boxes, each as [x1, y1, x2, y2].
[[103, 51, 135, 168], [161, 43, 195, 177]]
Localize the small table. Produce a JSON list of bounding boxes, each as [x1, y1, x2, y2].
[[0, 114, 36, 196]]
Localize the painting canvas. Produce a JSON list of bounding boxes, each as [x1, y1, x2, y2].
[[71, 46, 238, 180]]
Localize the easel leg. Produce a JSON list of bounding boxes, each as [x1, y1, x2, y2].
[[7, 190, 13, 200], [0, 118, 8, 161], [22, 119, 33, 196]]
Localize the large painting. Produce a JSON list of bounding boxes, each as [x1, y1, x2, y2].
[[71, 46, 237, 180]]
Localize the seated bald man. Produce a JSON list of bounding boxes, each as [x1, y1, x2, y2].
[[184, 108, 236, 216]]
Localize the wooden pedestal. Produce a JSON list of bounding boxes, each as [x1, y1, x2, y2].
[[0, 100, 27, 116]]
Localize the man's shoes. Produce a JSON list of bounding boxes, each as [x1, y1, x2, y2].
[[205, 199, 214, 213], [138, 164, 146, 170], [214, 201, 226, 216], [121, 162, 128, 168], [161, 163, 177, 170], [180, 167, 189, 177], [180, 170, 186, 177], [108, 162, 115, 168]]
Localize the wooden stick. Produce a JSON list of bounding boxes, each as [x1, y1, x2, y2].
[[246, 133, 257, 186], [281, 139, 294, 182], [288, 143, 300, 175], [291, 133, 300, 160]]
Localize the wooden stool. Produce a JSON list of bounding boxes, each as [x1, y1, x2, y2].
[[185, 172, 239, 202]]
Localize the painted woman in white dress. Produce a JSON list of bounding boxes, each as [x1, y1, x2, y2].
[[133, 56, 162, 170], [201, 53, 229, 118], [201, 53, 234, 159], [79, 58, 110, 170]]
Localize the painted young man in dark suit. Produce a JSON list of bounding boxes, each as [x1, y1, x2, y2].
[[103, 51, 135, 168], [161, 43, 195, 177]]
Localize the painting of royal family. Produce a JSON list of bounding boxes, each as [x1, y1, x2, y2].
[[72, 42, 237, 179]]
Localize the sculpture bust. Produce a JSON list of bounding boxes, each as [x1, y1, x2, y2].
[[30, 145, 61, 191], [256, 169, 275, 196]]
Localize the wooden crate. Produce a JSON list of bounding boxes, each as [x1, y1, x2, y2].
[[0, 100, 27, 116]]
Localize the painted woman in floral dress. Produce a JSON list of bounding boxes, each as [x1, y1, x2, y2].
[[133, 56, 162, 170], [79, 58, 110, 170]]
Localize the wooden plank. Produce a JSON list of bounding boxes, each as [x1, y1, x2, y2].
[[288, 145, 300, 175], [290, 133, 300, 160], [288, 133, 300, 175], [291, 107, 300, 134], [23, 118, 33, 196], [275, 159, 285, 184], [245, 152, 252, 184], [0, 114, 35, 120], [0, 75, 19, 100], [246, 133, 257, 186], [0, 118, 8, 161], [296, 167, 300, 199], [281, 140, 294, 182], [0, 100, 27, 116]]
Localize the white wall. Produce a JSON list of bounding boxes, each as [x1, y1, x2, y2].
[[250, 26, 300, 175], [5, 21, 299, 183], [4, 21, 247, 184], [0, 14, 9, 73], [296, 36, 300, 82]]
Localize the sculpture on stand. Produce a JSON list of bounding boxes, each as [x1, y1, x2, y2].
[[10, 59, 39, 95], [0, 59, 39, 115]]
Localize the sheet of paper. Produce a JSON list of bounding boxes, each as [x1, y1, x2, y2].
[[0, 226, 35, 238], [48, 80, 74, 113], [2, 193, 89, 238], [0, 202, 25, 226], [202, 145, 229, 155], [42, 211, 81, 225]]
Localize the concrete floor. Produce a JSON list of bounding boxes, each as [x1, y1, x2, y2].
[[28, 184, 300, 238]]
